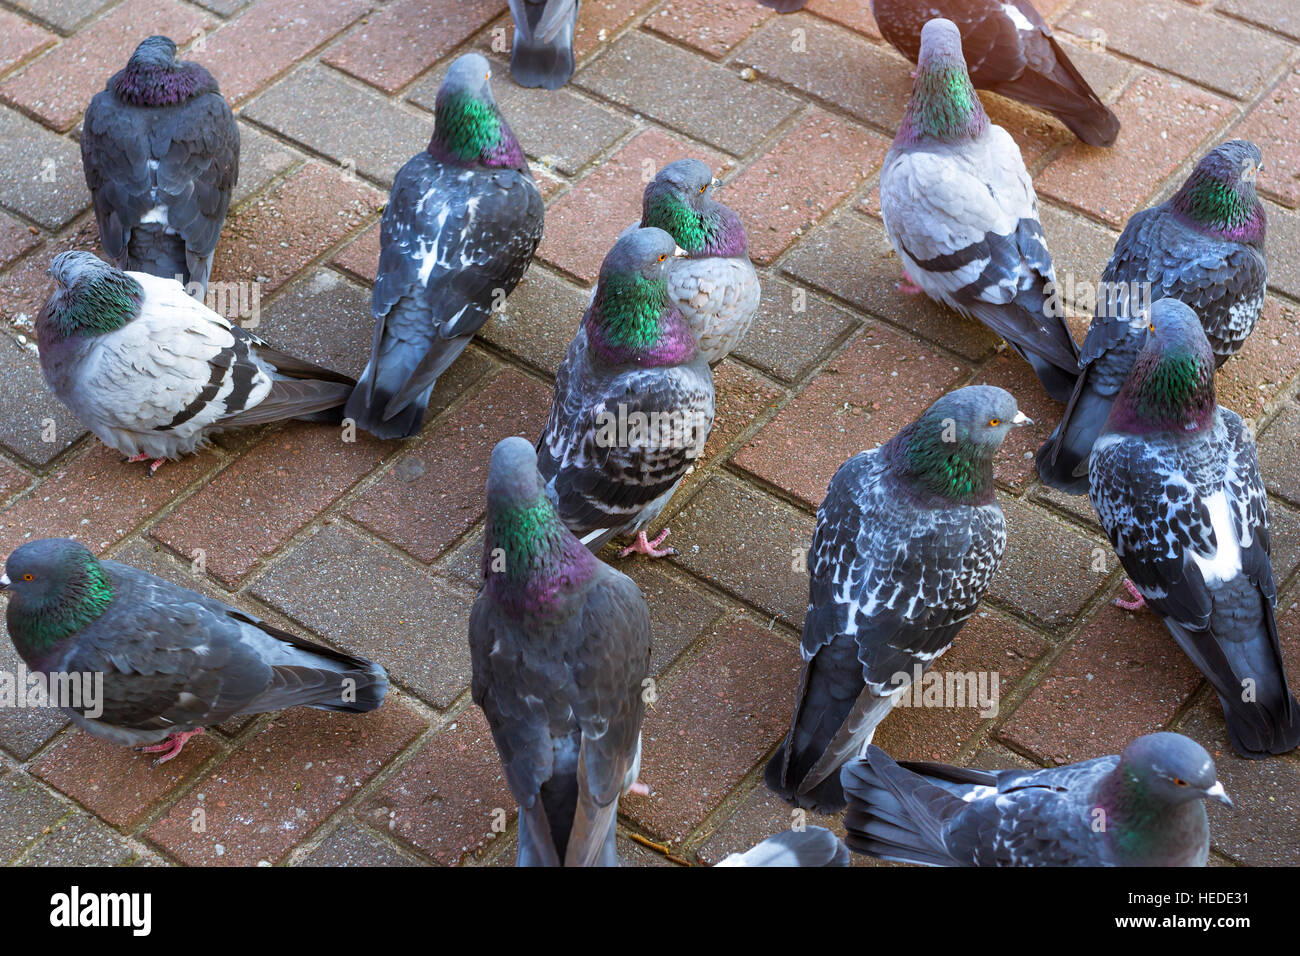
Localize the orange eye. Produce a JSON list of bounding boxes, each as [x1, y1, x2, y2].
[[989, 418, 1001, 427], [1148, 323, 1156, 332], [699, 184, 707, 194], [658, 254, 667, 262], [1174, 778, 1188, 786], [22, 574, 33, 581]]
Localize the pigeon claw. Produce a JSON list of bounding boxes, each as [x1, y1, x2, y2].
[[626, 781, 650, 797], [124, 453, 166, 475], [136, 728, 204, 766], [1113, 579, 1148, 612], [619, 528, 676, 559], [896, 271, 924, 296]]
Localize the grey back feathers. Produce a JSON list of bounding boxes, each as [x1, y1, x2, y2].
[[714, 827, 850, 867]]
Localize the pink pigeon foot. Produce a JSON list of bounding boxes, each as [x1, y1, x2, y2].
[[125, 453, 166, 474], [619, 528, 676, 559], [136, 728, 203, 766], [896, 271, 924, 296], [1113, 579, 1148, 612], [627, 781, 650, 796]]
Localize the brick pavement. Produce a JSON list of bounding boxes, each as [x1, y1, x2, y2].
[[0, 0, 1297, 866]]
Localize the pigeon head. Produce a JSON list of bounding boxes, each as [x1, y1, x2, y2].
[[897, 18, 989, 146], [482, 437, 597, 617], [1107, 298, 1216, 436], [641, 160, 747, 258], [2, 538, 115, 663], [112, 35, 218, 106], [1171, 140, 1267, 245], [40, 251, 143, 342], [896, 385, 1031, 502], [428, 53, 527, 172], [586, 228, 698, 367], [1115, 733, 1231, 809]]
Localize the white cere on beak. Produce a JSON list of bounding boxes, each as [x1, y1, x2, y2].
[[1011, 411, 1034, 426], [0, 573, 10, 589], [1206, 781, 1233, 806], [672, 245, 688, 258]]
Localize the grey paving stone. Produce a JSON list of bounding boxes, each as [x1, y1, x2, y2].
[[299, 819, 415, 866], [20, 813, 138, 866], [1265, 201, 1300, 302], [1219, 0, 1300, 40], [258, 267, 374, 379], [622, 563, 725, 676], [0, 771, 67, 863], [10, 0, 112, 33], [0, 638, 68, 760], [0, 107, 89, 229], [477, 266, 587, 377], [192, 0, 251, 16], [732, 274, 858, 384], [232, 121, 299, 206], [0, 338, 86, 465], [1259, 403, 1300, 506]]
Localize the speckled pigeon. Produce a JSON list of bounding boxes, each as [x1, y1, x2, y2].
[[507, 1, 579, 90], [1038, 140, 1268, 495], [871, 0, 1119, 147], [470, 437, 651, 866], [1, 538, 387, 765], [765, 386, 1031, 813], [81, 36, 239, 299], [36, 251, 355, 472], [1089, 299, 1299, 758], [881, 19, 1080, 403], [633, 159, 760, 365], [841, 733, 1231, 866], [715, 827, 850, 867], [536, 228, 715, 558], [345, 53, 543, 440]]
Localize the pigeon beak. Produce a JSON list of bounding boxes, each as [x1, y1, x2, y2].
[[0, 574, 9, 592], [710, 177, 723, 191], [1011, 411, 1034, 427], [672, 245, 688, 259], [1206, 781, 1233, 807]]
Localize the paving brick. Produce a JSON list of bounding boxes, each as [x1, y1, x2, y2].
[[360, 706, 513, 865], [1217, 298, 1300, 420], [330, 221, 380, 284], [348, 369, 550, 562], [570, 0, 659, 61], [734, 321, 968, 507], [804, 0, 883, 38], [1259, 403, 1300, 505], [9, 0, 113, 33], [0, 212, 41, 272], [0, 639, 66, 759], [299, 819, 416, 866], [1218, 0, 1300, 39], [621, 563, 724, 675], [0, 10, 55, 76], [971, 353, 1068, 494], [1233, 62, 1300, 209], [0, 458, 29, 500], [245, 65, 430, 188], [1061, 0, 1289, 99], [999, 603, 1204, 763], [1266, 499, 1300, 587], [323, 0, 505, 95], [1264, 200, 1300, 302], [1036, 70, 1232, 228], [193, 0, 252, 15], [230, 122, 298, 206], [668, 474, 814, 625], [258, 267, 375, 378], [476, 266, 589, 376], [0, 339, 84, 466], [212, 162, 384, 295], [252, 523, 477, 709], [0, 770, 67, 863], [0, 108, 89, 229], [646, 1, 774, 58], [578, 32, 801, 156], [146, 702, 424, 865], [731, 275, 858, 384], [625, 618, 799, 843], [150, 425, 390, 587], [1038, 202, 1122, 315], [20, 813, 138, 866], [0, 0, 212, 131], [693, 784, 870, 866], [0, 216, 99, 332]]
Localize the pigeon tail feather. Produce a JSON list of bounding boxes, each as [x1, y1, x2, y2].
[[510, 26, 575, 91]]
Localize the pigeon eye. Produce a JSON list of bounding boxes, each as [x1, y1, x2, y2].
[[22, 574, 33, 582], [698, 184, 707, 194], [988, 418, 1000, 427], [1173, 778, 1188, 786], [1148, 323, 1156, 332], [657, 254, 667, 262]]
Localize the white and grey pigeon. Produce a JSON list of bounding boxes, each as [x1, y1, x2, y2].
[[507, 0, 580, 90], [36, 251, 355, 473], [840, 733, 1232, 866], [880, 18, 1080, 404], [1038, 140, 1269, 495], [1089, 298, 1300, 759], [537, 228, 715, 559], [714, 827, 850, 867], [1, 538, 387, 765], [81, 35, 239, 299], [765, 386, 1031, 812], [470, 437, 650, 866], [345, 53, 544, 440]]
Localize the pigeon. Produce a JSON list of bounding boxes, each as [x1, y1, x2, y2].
[[714, 827, 850, 867], [507, 1, 580, 90], [880, 19, 1080, 404], [871, 0, 1119, 147], [1088, 298, 1299, 759], [345, 53, 544, 440], [470, 437, 651, 866], [36, 251, 355, 472], [1037, 140, 1268, 495], [81, 35, 240, 299], [840, 733, 1231, 866], [1, 538, 387, 764], [635, 159, 761, 365], [765, 386, 1031, 813], [537, 228, 715, 558]]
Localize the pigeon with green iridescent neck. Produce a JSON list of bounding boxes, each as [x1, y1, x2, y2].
[[1, 538, 387, 764], [1089, 299, 1299, 759], [715, 827, 850, 867], [766, 386, 1031, 813], [633, 159, 760, 365], [1038, 140, 1269, 495], [881, 18, 1079, 404], [346, 53, 543, 440], [470, 437, 651, 866], [36, 251, 355, 472], [507, 1, 579, 90], [81, 35, 239, 299], [841, 733, 1230, 866], [537, 228, 714, 559]]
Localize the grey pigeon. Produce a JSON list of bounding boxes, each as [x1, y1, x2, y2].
[[507, 0, 579, 90], [345, 53, 543, 439], [881, 18, 1080, 403], [840, 733, 1231, 866], [715, 827, 850, 867], [1038, 140, 1268, 495], [765, 386, 1031, 812], [36, 251, 355, 472], [635, 159, 760, 365], [470, 437, 651, 866], [537, 228, 715, 558], [81, 35, 239, 299], [1, 538, 387, 764], [1089, 298, 1299, 758], [871, 0, 1119, 147]]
